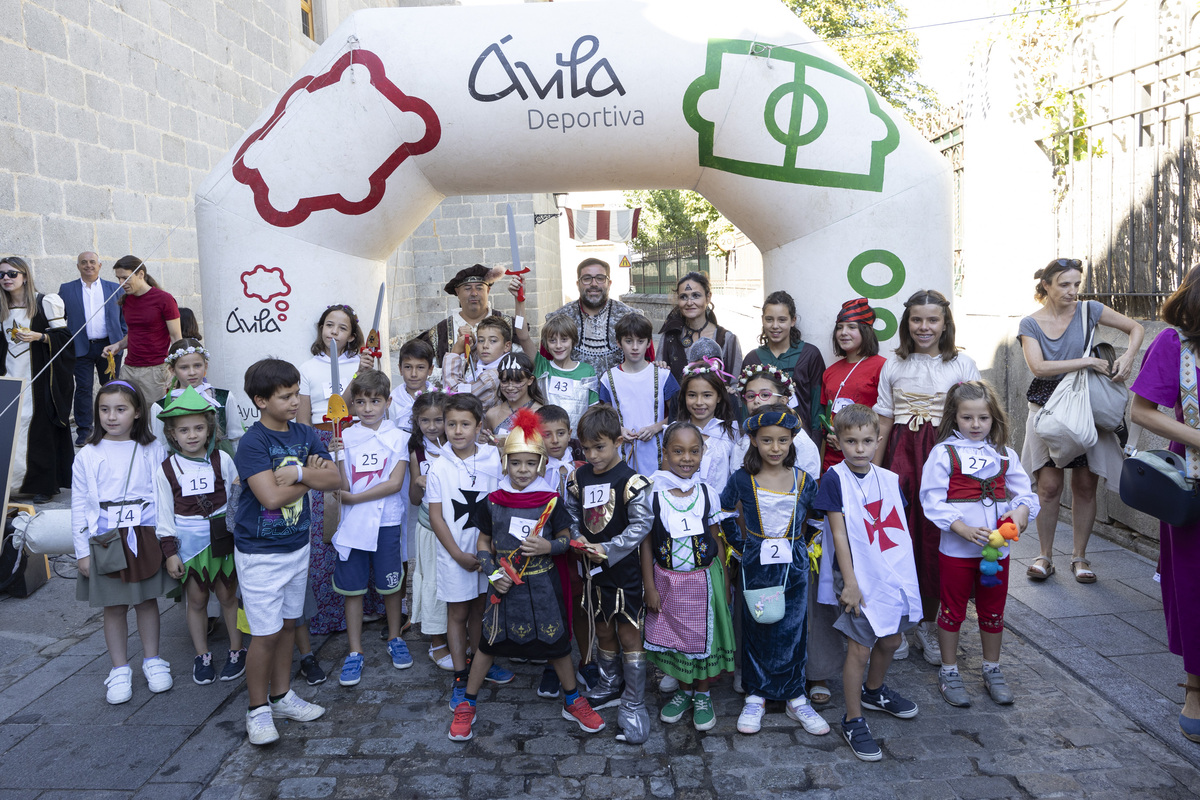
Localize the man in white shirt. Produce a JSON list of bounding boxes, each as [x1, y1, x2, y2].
[[58, 251, 126, 445]]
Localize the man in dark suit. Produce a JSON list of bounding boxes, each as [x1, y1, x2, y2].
[[58, 251, 126, 445]]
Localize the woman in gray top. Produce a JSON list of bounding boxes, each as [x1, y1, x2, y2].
[[1017, 258, 1143, 584]]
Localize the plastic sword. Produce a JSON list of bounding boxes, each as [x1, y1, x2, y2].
[[360, 282, 386, 366], [323, 338, 350, 438], [505, 203, 530, 301], [490, 496, 559, 604]]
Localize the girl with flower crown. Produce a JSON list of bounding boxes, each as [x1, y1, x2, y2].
[[150, 338, 241, 456], [674, 359, 739, 496], [734, 363, 821, 478]]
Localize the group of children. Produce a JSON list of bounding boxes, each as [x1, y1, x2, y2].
[[69, 285, 1040, 761]]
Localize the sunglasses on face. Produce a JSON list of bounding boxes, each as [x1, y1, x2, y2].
[[0, 271, 22, 279]]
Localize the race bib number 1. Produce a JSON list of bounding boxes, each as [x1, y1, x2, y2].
[[583, 484, 610, 509], [760, 538, 794, 565]]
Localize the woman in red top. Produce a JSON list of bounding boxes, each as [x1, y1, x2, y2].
[[103, 256, 181, 403], [819, 298, 886, 474]]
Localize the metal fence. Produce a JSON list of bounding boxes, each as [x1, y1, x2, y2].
[[1043, 39, 1200, 319], [629, 236, 710, 294]]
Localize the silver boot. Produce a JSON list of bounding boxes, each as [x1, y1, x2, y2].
[[586, 648, 624, 710], [615, 651, 650, 744]]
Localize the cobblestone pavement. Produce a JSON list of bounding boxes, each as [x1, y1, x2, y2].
[[195, 614, 1200, 800]]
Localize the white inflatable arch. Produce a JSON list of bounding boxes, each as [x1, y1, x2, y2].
[[196, 0, 951, 423]]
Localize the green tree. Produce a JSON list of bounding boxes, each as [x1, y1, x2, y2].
[[628, 0, 934, 251]]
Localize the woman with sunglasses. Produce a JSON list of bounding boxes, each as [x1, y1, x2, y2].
[[0, 256, 75, 503], [1018, 258, 1143, 584]]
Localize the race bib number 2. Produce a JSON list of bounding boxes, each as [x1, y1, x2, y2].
[[760, 538, 793, 565]]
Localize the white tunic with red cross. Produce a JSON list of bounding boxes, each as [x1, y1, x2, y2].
[[830, 461, 923, 636]]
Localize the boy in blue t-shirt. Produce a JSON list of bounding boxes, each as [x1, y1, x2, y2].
[[234, 358, 343, 746]]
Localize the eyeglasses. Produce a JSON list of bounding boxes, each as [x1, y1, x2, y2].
[[0, 271, 22, 279], [743, 390, 786, 402], [1054, 258, 1082, 269], [579, 275, 609, 286]]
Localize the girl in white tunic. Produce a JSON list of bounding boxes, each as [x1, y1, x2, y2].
[[920, 381, 1039, 708], [73, 381, 176, 705], [675, 362, 739, 496], [408, 392, 450, 668], [154, 385, 243, 686]]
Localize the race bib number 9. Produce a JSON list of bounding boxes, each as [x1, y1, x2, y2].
[[760, 538, 794, 565], [509, 516, 536, 540], [583, 484, 610, 509]]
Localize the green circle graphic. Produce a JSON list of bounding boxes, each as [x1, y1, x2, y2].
[[848, 250, 906, 299], [763, 82, 827, 147], [873, 307, 898, 342]]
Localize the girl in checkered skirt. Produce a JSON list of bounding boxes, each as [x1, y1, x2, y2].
[[641, 423, 736, 732]]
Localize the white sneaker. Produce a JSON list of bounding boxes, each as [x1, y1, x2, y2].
[[736, 695, 767, 734], [246, 706, 280, 745], [142, 657, 173, 693], [786, 696, 831, 735], [894, 634, 910, 660], [105, 665, 133, 705], [914, 623, 942, 665], [269, 689, 326, 722], [660, 674, 679, 693]]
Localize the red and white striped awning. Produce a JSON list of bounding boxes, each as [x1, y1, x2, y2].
[[566, 207, 640, 243]]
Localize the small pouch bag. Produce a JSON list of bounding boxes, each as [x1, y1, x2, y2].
[[90, 530, 128, 575], [742, 575, 787, 624], [209, 515, 234, 558]]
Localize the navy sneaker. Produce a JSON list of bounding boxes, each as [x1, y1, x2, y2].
[[192, 653, 216, 685], [485, 664, 515, 685], [576, 662, 600, 692], [387, 637, 413, 670], [537, 666, 561, 699], [841, 715, 883, 761], [861, 683, 918, 719], [449, 678, 467, 711], [299, 654, 327, 686], [220, 648, 247, 681]]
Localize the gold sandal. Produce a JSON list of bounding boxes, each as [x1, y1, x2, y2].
[[1026, 556, 1054, 581]]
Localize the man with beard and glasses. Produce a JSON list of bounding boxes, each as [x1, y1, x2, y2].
[[546, 259, 642, 376]]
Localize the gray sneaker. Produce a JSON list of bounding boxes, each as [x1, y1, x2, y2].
[[938, 670, 971, 707], [982, 667, 1014, 705]]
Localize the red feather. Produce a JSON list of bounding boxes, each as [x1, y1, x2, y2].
[[510, 406, 542, 443]]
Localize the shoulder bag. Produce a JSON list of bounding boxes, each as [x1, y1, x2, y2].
[[1119, 334, 1200, 526], [1034, 303, 1098, 465], [1086, 303, 1130, 432]]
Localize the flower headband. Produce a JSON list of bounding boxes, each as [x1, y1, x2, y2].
[[325, 304, 359, 324], [682, 357, 733, 383], [736, 363, 792, 396], [746, 409, 801, 432], [166, 344, 211, 364]]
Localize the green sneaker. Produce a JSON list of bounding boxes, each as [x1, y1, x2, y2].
[[692, 693, 716, 731], [659, 689, 693, 723]]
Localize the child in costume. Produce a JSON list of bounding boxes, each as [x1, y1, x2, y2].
[[483, 352, 545, 443], [815, 404, 921, 762], [154, 385, 244, 686], [427, 393, 512, 710], [331, 369, 413, 686], [389, 338, 438, 433], [643, 422, 735, 732], [675, 360, 739, 496], [598, 313, 679, 477], [535, 404, 581, 699], [720, 405, 829, 737], [820, 299, 887, 474], [448, 407, 606, 741], [569, 404, 654, 743], [740, 290, 827, 448], [73, 380, 177, 704], [536, 314, 599, 435], [151, 338, 242, 454], [873, 290, 980, 665], [408, 391, 450, 669], [442, 314, 515, 410], [920, 381, 1038, 708], [736, 364, 821, 478]]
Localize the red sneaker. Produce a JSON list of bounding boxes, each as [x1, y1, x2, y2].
[[562, 696, 606, 733], [448, 701, 476, 741]]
